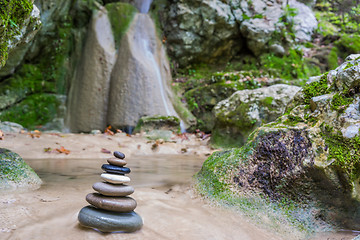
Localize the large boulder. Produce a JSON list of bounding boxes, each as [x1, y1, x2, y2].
[[107, 13, 178, 130], [238, 0, 317, 56], [212, 84, 301, 147], [158, 0, 317, 65], [67, 6, 116, 133], [160, 0, 242, 67], [197, 55, 360, 230], [0, 148, 42, 191]]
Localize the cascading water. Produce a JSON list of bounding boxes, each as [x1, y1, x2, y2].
[[142, 39, 171, 116], [67, 0, 186, 133], [135, 0, 153, 13]]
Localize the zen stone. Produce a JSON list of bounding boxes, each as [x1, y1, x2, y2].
[[86, 193, 137, 212], [114, 151, 125, 159], [101, 173, 130, 184], [92, 182, 134, 196], [78, 206, 143, 233], [102, 164, 131, 175], [107, 158, 127, 167]]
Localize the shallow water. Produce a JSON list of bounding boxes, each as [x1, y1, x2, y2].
[[0, 155, 358, 240], [0, 155, 281, 240]]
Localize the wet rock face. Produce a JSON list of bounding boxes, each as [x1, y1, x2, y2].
[[234, 129, 314, 198], [158, 0, 317, 66], [67, 6, 116, 133]]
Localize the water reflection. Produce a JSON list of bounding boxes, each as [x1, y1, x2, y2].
[[26, 154, 205, 188]]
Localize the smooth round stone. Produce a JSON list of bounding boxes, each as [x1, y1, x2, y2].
[[101, 173, 130, 184], [114, 151, 125, 159], [101, 164, 131, 175], [86, 193, 137, 212], [107, 157, 127, 167], [92, 182, 134, 196], [78, 205, 143, 233]]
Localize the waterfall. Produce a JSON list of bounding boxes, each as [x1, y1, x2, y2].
[[135, 0, 153, 13], [67, 2, 185, 133], [142, 39, 171, 116]]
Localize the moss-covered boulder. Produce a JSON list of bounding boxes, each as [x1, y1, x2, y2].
[[196, 54, 360, 230], [184, 82, 241, 132], [212, 84, 300, 147], [134, 115, 180, 133], [0, 0, 41, 73], [0, 148, 42, 191]]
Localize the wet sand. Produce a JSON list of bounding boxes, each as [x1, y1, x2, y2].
[[0, 132, 358, 239], [0, 154, 279, 240]]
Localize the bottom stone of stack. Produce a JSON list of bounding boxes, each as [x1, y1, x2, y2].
[[78, 205, 143, 233]]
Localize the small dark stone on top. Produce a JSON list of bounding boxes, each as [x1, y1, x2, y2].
[[102, 164, 131, 174], [114, 151, 125, 159]]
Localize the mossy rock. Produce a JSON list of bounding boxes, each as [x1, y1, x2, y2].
[[134, 115, 180, 133], [0, 0, 35, 67], [196, 55, 360, 231], [211, 84, 301, 148], [105, 2, 137, 47], [184, 82, 244, 131], [0, 93, 62, 130], [0, 148, 42, 191]]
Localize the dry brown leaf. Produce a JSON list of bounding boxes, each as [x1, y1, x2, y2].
[[0, 130, 4, 140], [55, 146, 70, 155], [28, 130, 41, 138], [104, 125, 114, 136]]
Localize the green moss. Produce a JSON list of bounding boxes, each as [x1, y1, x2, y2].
[[0, 0, 33, 67], [335, 34, 360, 59], [196, 149, 242, 197], [260, 96, 274, 108], [0, 148, 38, 182], [327, 47, 339, 70], [330, 92, 353, 112], [260, 49, 321, 80], [0, 94, 61, 129], [283, 115, 304, 126], [302, 72, 331, 104], [105, 2, 137, 47], [134, 115, 180, 133], [321, 127, 360, 181]]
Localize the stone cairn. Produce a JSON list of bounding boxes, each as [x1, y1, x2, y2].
[[78, 151, 143, 232]]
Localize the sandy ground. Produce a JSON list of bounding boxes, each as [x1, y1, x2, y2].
[[0, 132, 358, 240], [0, 131, 215, 160]]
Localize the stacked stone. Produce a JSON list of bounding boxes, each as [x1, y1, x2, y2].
[[78, 151, 143, 233]]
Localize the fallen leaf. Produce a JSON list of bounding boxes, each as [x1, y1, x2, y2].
[[0, 130, 4, 140], [44, 147, 52, 153], [101, 148, 111, 154], [28, 130, 41, 138], [104, 125, 114, 136], [56, 146, 70, 155]]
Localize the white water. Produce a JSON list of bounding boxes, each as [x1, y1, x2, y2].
[[136, 0, 153, 13], [142, 38, 171, 116]]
